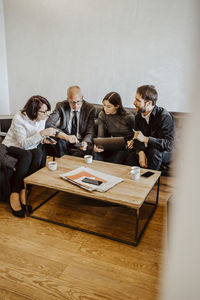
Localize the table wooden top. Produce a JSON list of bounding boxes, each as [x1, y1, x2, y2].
[[24, 155, 161, 209]]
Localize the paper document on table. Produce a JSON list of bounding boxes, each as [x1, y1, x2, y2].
[[59, 166, 123, 192]]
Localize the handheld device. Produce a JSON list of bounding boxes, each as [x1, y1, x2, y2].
[[93, 137, 126, 151], [74, 142, 84, 148], [141, 171, 155, 178], [46, 137, 55, 144], [82, 177, 103, 186]]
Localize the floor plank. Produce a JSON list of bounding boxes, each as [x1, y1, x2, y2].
[[0, 176, 172, 300]]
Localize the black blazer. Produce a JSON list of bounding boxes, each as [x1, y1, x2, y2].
[[46, 100, 95, 143]]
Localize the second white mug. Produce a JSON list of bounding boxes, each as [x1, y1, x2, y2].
[[130, 166, 140, 180], [48, 161, 57, 171], [84, 155, 93, 164]]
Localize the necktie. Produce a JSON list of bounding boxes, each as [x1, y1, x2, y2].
[[71, 111, 78, 136]]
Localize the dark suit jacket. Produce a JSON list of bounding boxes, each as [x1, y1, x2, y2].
[[46, 100, 95, 143]]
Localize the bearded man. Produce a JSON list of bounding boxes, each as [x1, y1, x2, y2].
[[127, 85, 174, 170]]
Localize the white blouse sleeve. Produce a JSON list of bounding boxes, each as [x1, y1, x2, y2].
[[12, 115, 43, 150]]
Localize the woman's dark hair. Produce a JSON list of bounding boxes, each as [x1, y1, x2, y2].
[[137, 85, 158, 106], [21, 95, 51, 120], [102, 92, 125, 114]]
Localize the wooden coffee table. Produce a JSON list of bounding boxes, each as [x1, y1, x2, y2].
[[24, 155, 161, 246]]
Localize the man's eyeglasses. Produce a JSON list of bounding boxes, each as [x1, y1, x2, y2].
[[68, 98, 83, 105], [38, 110, 49, 115]]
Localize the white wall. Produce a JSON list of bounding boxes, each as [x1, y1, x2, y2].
[[161, 2, 200, 296], [162, 98, 200, 298], [0, 0, 10, 115], [2, 0, 199, 114]]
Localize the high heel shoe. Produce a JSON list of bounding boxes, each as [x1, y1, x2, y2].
[[21, 204, 32, 213], [20, 189, 32, 213], [9, 193, 25, 218]]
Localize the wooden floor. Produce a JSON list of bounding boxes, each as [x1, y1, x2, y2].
[[0, 176, 173, 300]]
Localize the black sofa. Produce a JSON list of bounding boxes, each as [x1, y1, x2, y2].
[[0, 118, 15, 201], [0, 106, 188, 178]]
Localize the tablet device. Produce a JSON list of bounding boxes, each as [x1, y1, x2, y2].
[[74, 142, 84, 148], [93, 137, 126, 151]]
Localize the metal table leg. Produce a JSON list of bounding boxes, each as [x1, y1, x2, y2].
[[26, 177, 160, 246]]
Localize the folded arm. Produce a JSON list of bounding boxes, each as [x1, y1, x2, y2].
[[134, 114, 174, 152]]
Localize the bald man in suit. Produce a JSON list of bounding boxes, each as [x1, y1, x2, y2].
[[46, 86, 95, 157]]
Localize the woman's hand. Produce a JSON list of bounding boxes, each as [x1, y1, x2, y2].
[[94, 144, 104, 152], [43, 137, 57, 145], [127, 139, 134, 149], [40, 127, 57, 137]]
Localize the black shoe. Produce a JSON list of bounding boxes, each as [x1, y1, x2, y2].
[[9, 201, 25, 218]]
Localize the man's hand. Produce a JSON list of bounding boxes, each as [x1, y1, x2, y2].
[[40, 127, 58, 137], [56, 131, 78, 144], [134, 131, 149, 144], [67, 135, 79, 144], [127, 139, 134, 149], [80, 141, 88, 151], [138, 151, 148, 168]]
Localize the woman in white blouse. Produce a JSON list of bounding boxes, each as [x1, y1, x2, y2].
[[3, 95, 57, 218]]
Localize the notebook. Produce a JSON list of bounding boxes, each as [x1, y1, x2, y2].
[[93, 137, 126, 151]]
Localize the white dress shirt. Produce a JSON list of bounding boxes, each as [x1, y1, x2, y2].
[[2, 111, 45, 150]]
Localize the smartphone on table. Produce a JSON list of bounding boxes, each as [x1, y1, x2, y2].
[[82, 177, 103, 186], [141, 171, 155, 178]]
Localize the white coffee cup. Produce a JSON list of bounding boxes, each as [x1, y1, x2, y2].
[[48, 161, 57, 171], [130, 166, 140, 180], [84, 155, 93, 164]]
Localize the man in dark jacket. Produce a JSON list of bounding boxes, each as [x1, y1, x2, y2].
[[46, 86, 95, 157], [127, 85, 174, 170]]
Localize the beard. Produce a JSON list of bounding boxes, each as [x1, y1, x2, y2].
[[136, 106, 146, 114]]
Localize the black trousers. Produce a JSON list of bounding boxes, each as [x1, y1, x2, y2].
[[46, 139, 93, 158], [6, 145, 44, 193], [125, 146, 171, 170]]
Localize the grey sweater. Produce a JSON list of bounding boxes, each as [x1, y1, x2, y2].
[[98, 110, 135, 140]]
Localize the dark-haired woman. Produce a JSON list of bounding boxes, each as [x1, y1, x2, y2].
[[94, 92, 135, 164], [2, 95, 57, 217]]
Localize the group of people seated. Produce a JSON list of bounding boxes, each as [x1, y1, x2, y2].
[[0, 84, 174, 218]]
